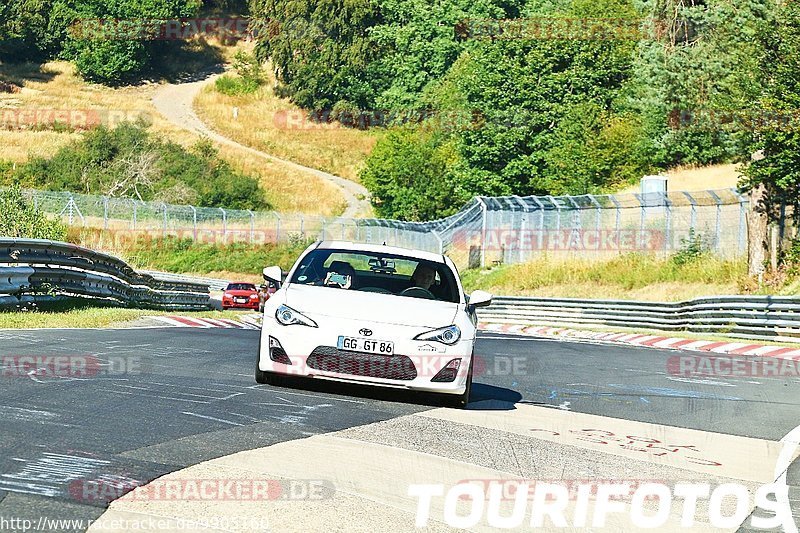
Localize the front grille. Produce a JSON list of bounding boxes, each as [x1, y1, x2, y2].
[[307, 346, 417, 381]]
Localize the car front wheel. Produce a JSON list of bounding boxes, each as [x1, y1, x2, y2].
[[445, 357, 472, 409]]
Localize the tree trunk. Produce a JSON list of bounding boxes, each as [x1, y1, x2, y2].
[[747, 183, 769, 277]]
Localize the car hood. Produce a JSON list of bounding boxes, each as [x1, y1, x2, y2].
[[225, 290, 256, 296], [285, 285, 459, 327]]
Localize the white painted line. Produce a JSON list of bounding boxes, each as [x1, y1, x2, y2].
[[748, 345, 786, 356], [181, 411, 243, 426], [170, 316, 214, 328], [653, 337, 692, 349], [194, 317, 232, 328], [708, 342, 748, 354], [150, 316, 189, 328]]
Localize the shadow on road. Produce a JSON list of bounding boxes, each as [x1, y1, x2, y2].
[[260, 376, 522, 411]]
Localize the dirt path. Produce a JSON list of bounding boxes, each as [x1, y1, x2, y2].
[[152, 73, 371, 218]]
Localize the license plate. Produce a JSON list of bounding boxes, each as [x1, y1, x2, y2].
[[235, 298, 247, 303], [337, 336, 394, 355]]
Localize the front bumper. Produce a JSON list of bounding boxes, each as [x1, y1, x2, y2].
[[257, 316, 473, 395], [223, 299, 260, 309]]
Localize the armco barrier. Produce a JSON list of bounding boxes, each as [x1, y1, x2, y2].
[[0, 239, 210, 311], [141, 271, 230, 292], [478, 295, 800, 343]]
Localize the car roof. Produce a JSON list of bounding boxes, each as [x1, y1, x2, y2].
[[227, 282, 256, 286], [316, 241, 446, 264]]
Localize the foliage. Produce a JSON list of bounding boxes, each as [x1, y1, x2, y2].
[[251, 0, 781, 221], [0, 0, 203, 83], [741, 0, 800, 209], [8, 122, 268, 210], [215, 51, 265, 95], [360, 128, 469, 221], [671, 228, 710, 266], [0, 186, 67, 240]]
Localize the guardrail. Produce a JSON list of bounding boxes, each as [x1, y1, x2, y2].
[[478, 295, 800, 343], [141, 271, 231, 292], [0, 239, 211, 311]]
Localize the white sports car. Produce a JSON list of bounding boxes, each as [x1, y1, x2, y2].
[[256, 241, 492, 408]]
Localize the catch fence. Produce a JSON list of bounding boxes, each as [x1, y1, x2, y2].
[[23, 188, 749, 269]]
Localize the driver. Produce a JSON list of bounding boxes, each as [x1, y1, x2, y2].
[[410, 263, 436, 290]]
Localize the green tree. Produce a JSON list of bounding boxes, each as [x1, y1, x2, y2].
[[360, 128, 467, 220], [741, 0, 800, 274]]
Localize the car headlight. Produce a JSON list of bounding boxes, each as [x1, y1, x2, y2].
[[250, 294, 259, 299], [275, 304, 318, 327], [223, 292, 232, 298], [414, 325, 461, 345]]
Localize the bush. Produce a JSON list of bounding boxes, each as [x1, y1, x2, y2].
[[215, 74, 260, 96], [12, 122, 269, 210], [672, 229, 711, 266], [0, 186, 67, 240], [215, 51, 265, 96], [360, 128, 467, 221]]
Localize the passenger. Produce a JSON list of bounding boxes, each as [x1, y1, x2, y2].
[[325, 260, 357, 289]]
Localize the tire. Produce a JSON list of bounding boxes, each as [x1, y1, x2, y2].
[[255, 354, 288, 386], [445, 357, 473, 409]]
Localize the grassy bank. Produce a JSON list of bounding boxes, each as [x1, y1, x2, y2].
[[0, 306, 244, 329], [460, 254, 758, 301], [68, 231, 312, 282]]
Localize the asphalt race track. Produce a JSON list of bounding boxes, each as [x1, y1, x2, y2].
[[0, 327, 797, 532]]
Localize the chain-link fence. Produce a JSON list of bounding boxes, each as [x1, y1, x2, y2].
[[23, 188, 749, 269]]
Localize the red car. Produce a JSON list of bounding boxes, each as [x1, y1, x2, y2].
[[222, 282, 260, 310]]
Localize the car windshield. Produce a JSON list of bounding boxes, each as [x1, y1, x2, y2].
[[227, 283, 256, 291], [289, 249, 460, 303]]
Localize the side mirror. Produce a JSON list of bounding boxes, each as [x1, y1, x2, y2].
[[468, 290, 492, 309], [262, 266, 283, 287]]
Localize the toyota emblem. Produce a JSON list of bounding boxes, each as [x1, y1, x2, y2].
[[359, 328, 373, 336]]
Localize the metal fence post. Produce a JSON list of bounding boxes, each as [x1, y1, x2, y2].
[[132, 201, 138, 230], [683, 192, 697, 233], [162, 203, 168, 238], [531, 196, 545, 257], [103, 196, 109, 230], [190, 205, 197, 241], [708, 190, 722, 251], [274, 213, 282, 242], [220, 208, 227, 243], [248, 210, 255, 243], [607, 195, 621, 235], [546, 196, 561, 234], [477, 197, 488, 268], [634, 193, 647, 250], [663, 192, 672, 253], [514, 196, 527, 264], [433, 230, 444, 255], [734, 189, 747, 255]]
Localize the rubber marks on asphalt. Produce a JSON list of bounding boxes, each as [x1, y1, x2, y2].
[[481, 322, 800, 360], [150, 315, 260, 330]]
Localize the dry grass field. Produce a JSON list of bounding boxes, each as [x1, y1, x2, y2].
[[617, 163, 742, 194], [0, 59, 345, 215], [194, 65, 380, 183]]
